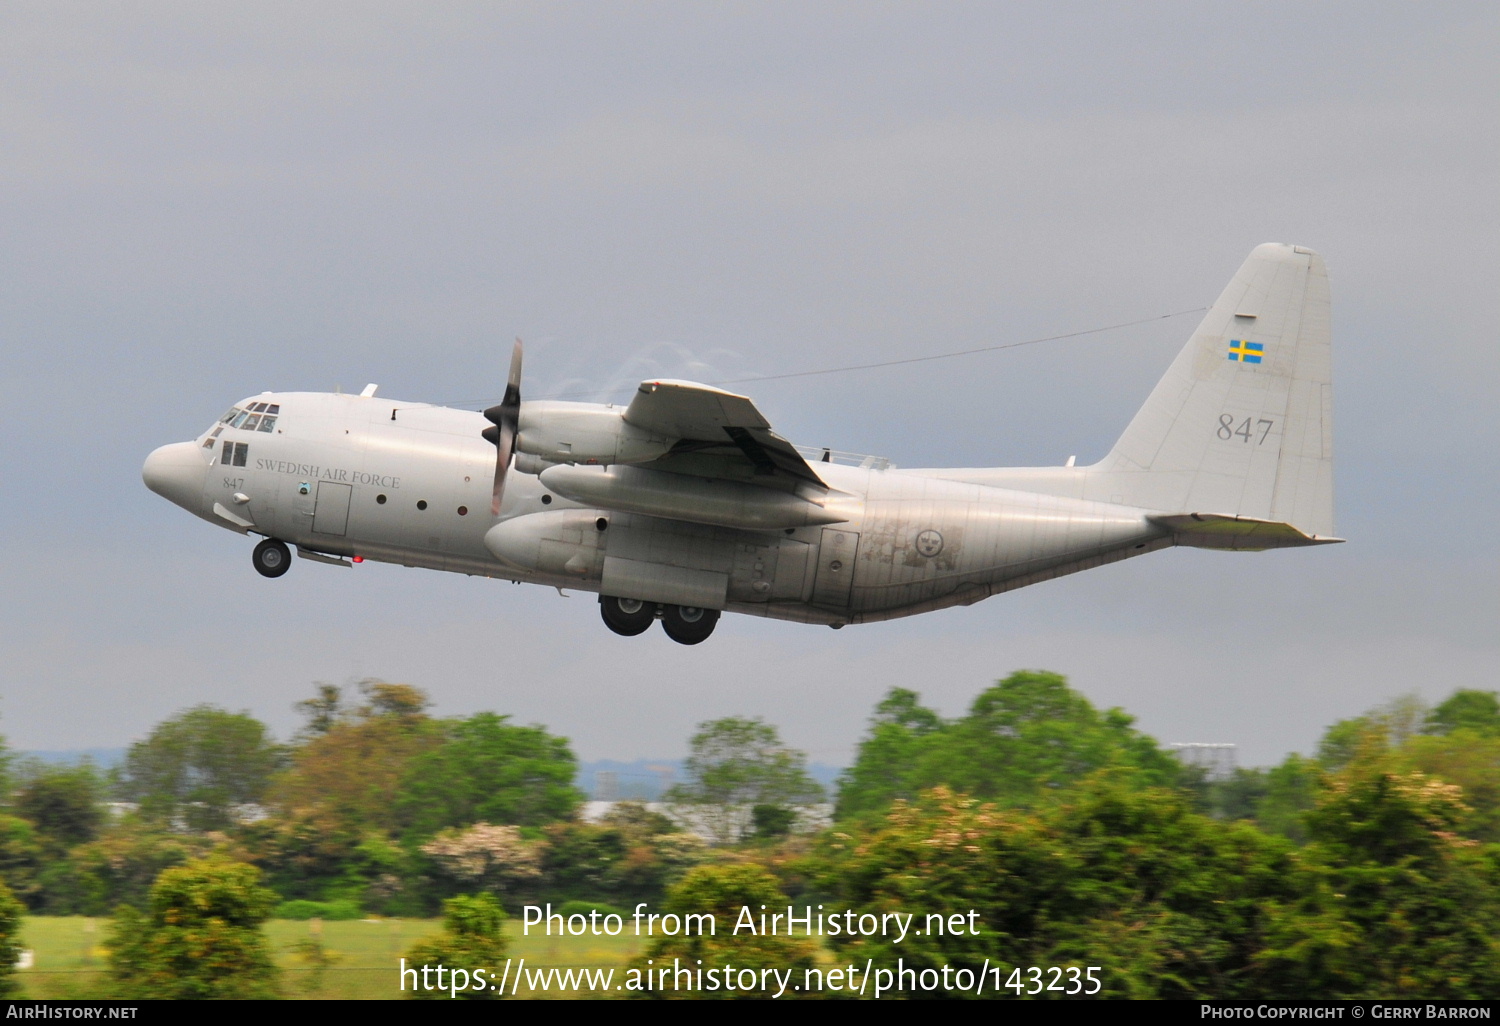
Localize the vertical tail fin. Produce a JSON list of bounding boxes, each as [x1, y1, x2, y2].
[[1091, 243, 1335, 538]]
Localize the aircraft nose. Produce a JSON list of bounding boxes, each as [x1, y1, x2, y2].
[[142, 442, 209, 513]]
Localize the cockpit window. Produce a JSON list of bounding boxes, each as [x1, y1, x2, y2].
[[214, 402, 279, 436]]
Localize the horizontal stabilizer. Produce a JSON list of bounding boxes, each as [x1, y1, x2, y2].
[[1148, 512, 1344, 551]]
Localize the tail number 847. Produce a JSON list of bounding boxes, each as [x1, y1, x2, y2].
[[1217, 415, 1275, 444]]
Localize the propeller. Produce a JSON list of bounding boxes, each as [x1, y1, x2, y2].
[[482, 338, 524, 515]]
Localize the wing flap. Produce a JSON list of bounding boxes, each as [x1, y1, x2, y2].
[[624, 379, 825, 487]]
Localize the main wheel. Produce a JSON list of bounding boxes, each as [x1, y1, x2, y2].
[[660, 604, 720, 645], [252, 538, 292, 578], [600, 595, 655, 637]]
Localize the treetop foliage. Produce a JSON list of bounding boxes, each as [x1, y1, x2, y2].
[[1255, 764, 1500, 998], [115, 705, 283, 832], [271, 681, 445, 836], [837, 671, 1181, 819], [0, 880, 22, 998], [627, 863, 819, 1000], [666, 716, 824, 846], [396, 711, 583, 838], [107, 855, 281, 1000], [404, 894, 509, 1001], [15, 761, 106, 851], [1426, 689, 1500, 737]]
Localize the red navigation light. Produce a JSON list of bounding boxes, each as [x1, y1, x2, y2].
[[352, 555, 364, 563]]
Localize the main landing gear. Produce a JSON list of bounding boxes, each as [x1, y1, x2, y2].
[[599, 596, 721, 645], [252, 538, 292, 578]]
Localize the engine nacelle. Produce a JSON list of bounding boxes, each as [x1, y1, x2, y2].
[[516, 401, 673, 466], [483, 509, 607, 579]]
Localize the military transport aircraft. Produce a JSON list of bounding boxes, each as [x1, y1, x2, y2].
[[143, 243, 1339, 645]]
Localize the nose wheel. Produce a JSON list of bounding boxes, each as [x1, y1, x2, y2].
[[252, 538, 292, 578]]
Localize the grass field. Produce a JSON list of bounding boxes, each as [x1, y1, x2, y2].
[[17, 917, 649, 1000]]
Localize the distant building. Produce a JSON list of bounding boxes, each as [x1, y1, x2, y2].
[[1169, 743, 1238, 781]]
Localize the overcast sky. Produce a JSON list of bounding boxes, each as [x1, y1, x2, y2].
[[2, 2, 1495, 769]]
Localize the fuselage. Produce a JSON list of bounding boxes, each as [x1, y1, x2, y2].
[[142, 244, 1338, 642], [143, 390, 1172, 628]]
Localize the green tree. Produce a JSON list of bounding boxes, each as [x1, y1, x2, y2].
[[835, 688, 943, 819], [1425, 689, 1500, 737], [0, 880, 23, 998], [1394, 730, 1500, 842], [1254, 755, 1323, 844], [46, 816, 214, 916], [1317, 694, 1430, 770], [0, 816, 44, 910], [819, 779, 1303, 999], [626, 864, 818, 999], [271, 682, 442, 837], [107, 855, 280, 999], [116, 705, 283, 831], [16, 760, 107, 851], [1207, 766, 1269, 822], [403, 894, 509, 1000], [1304, 689, 1500, 843], [837, 673, 1182, 819], [538, 812, 705, 908], [666, 717, 824, 845], [292, 682, 346, 740], [1257, 768, 1500, 998], [397, 712, 583, 839]]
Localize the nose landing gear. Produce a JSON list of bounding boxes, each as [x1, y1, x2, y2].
[[599, 596, 721, 644], [252, 538, 292, 578]]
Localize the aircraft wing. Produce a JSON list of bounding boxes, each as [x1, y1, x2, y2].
[[623, 379, 826, 489]]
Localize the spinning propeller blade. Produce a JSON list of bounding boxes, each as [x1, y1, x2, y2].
[[482, 338, 523, 515]]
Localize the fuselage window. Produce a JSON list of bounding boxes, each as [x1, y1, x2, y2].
[[220, 440, 248, 467]]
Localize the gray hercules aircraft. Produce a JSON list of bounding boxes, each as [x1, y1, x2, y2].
[[144, 243, 1339, 645]]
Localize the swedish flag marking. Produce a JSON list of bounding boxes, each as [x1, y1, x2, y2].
[[1228, 339, 1264, 364]]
